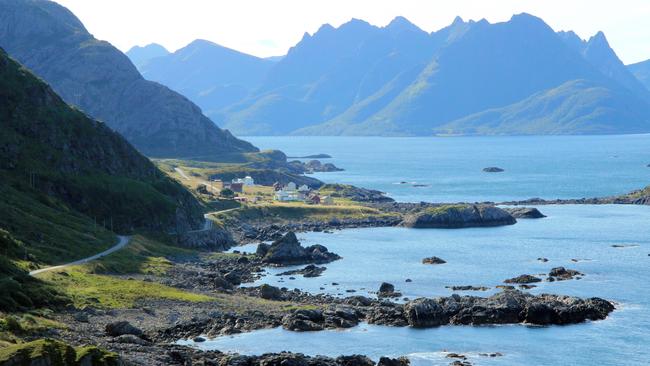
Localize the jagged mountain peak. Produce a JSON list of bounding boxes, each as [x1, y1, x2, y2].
[[386, 16, 424, 34]]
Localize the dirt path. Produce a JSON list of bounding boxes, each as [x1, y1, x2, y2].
[[29, 235, 131, 276]]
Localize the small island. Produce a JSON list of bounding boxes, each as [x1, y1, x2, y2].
[[483, 167, 505, 172]]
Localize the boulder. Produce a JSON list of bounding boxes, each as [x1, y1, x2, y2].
[[404, 298, 449, 327], [260, 232, 340, 265], [378, 357, 410, 366], [336, 355, 375, 366], [422, 256, 446, 265], [105, 321, 143, 337], [548, 267, 583, 281], [504, 274, 542, 284], [259, 284, 283, 300], [282, 309, 325, 331]]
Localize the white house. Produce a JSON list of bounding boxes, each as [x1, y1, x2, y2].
[[274, 190, 293, 201], [233, 176, 255, 186], [285, 182, 297, 191], [298, 184, 310, 192], [273, 182, 304, 201]]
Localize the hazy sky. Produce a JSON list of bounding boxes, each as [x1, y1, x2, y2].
[[53, 0, 650, 64]]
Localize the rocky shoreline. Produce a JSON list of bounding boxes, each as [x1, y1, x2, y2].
[[14, 184, 650, 365]]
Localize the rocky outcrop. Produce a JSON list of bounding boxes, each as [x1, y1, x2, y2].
[[504, 274, 542, 284], [303, 160, 344, 172], [504, 207, 546, 219], [256, 232, 341, 265], [403, 290, 614, 327], [548, 267, 583, 281], [483, 167, 504, 172], [319, 184, 394, 203], [402, 205, 516, 228], [177, 228, 234, 250]]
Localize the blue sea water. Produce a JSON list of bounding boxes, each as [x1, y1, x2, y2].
[[181, 136, 650, 365], [245, 135, 650, 202]]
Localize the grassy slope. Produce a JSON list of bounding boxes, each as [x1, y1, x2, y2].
[[34, 234, 212, 309], [0, 47, 203, 236], [0, 230, 68, 312]]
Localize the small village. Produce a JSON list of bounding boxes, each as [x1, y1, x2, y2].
[[205, 175, 333, 206]]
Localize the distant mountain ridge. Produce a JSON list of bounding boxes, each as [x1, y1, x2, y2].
[[137, 39, 274, 115], [126, 43, 170, 68], [0, 0, 257, 158], [629, 59, 650, 91], [131, 13, 650, 136]]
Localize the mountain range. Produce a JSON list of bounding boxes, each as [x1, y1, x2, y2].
[[131, 14, 650, 136], [126, 43, 170, 69], [0, 0, 257, 158], [629, 59, 650, 91]]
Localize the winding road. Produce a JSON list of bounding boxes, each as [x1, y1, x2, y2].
[[29, 235, 131, 276]]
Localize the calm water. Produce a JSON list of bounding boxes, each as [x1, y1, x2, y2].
[[246, 135, 650, 202], [183, 136, 650, 365], [183, 205, 650, 365]]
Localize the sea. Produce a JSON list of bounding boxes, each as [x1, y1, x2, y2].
[[180, 135, 650, 365]]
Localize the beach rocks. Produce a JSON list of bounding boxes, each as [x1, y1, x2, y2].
[[548, 267, 583, 281], [282, 309, 325, 331], [257, 232, 341, 265], [259, 284, 283, 300], [378, 357, 410, 366], [504, 274, 542, 284], [282, 307, 361, 331], [422, 256, 446, 264], [504, 207, 546, 219], [483, 167, 504, 172], [378, 282, 402, 298], [402, 204, 516, 229], [105, 321, 143, 337], [277, 264, 327, 278], [445, 285, 489, 291]]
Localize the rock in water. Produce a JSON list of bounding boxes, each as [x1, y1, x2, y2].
[[378, 357, 411, 366], [378, 282, 402, 298], [422, 256, 446, 264], [403, 290, 614, 327], [483, 167, 505, 172], [548, 267, 583, 281], [504, 274, 542, 284], [259, 232, 340, 265], [504, 207, 546, 219], [402, 204, 516, 228]]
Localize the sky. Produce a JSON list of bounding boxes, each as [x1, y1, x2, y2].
[[53, 0, 650, 64]]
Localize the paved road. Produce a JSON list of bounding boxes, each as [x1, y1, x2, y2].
[[29, 236, 131, 276]]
